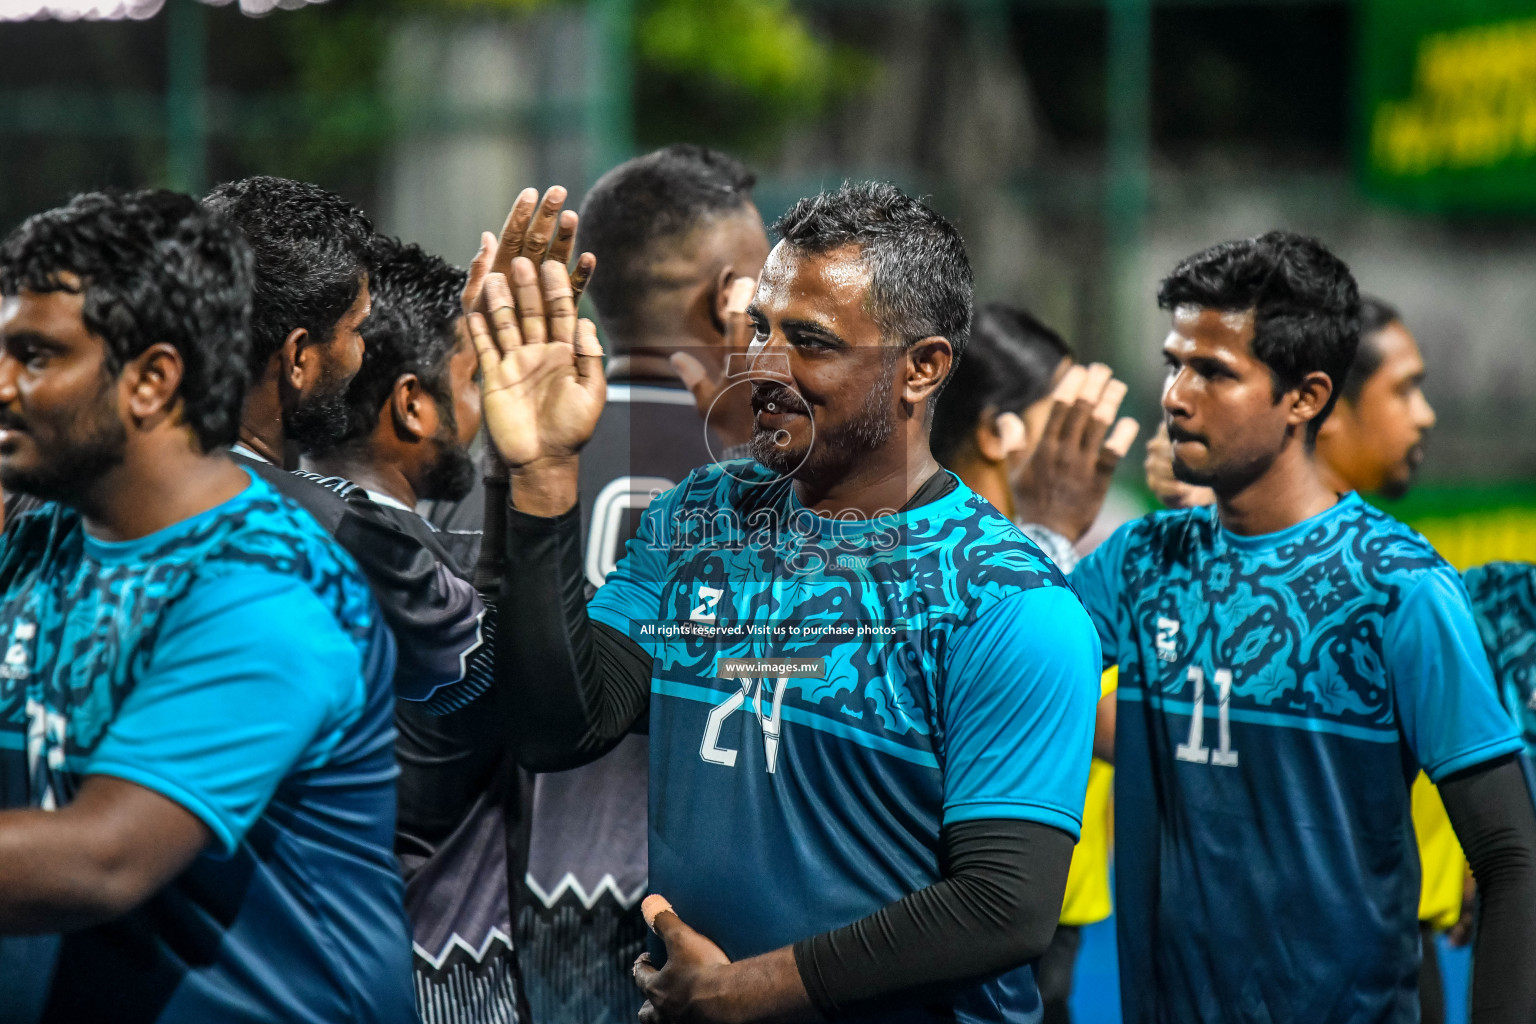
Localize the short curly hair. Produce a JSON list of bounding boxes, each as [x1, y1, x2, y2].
[[1158, 230, 1360, 441], [203, 176, 373, 378], [318, 235, 467, 454], [0, 189, 254, 451]]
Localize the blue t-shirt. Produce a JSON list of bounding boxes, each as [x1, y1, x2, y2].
[[0, 470, 416, 1024], [1071, 493, 1521, 1024], [588, 461, 1100, 1024], [1464, 562, 1536, 758]]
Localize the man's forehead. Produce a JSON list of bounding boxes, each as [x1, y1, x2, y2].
[[1, 285, 87, 337], [760, 242, 868, 291], [1370, 321, 1424, 372], [1167, 304, 1256, 351]]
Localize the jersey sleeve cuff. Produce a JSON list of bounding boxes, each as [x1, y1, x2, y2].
[[943, 799, 1083, 841], [1426, 735, 1527, 784], [85, 763, 239, 858]]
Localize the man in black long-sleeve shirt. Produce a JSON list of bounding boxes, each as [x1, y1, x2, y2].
[[471, 181, 1103, 1024]]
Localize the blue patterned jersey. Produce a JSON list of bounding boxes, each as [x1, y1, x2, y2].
[[1464, 562, 1536, 757], [1071, 493, 1520, 1024], [0, 470, 416, 1024], [588, 461, 1100, 1024]]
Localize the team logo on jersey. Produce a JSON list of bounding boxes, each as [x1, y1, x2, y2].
[[0, 622, 35, 680], [690, 585, 723, 624], [1156, 616, 1180, 662]]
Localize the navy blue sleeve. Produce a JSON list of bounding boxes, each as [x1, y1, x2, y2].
[[940, 586, 1101, 839], [333, 507, 487, 706]]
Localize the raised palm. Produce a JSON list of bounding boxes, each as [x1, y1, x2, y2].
[[469, 259, 605, 469]]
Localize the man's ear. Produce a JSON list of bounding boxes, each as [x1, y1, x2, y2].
[[389, 373, 436, 443], [708, 265, 736, 338], [975, 410, 1025, 463], [122, 343, 185, 429], [902, 336, 953, 410], [1288, 370, 1334, 431], [280, 327, 311, 391]]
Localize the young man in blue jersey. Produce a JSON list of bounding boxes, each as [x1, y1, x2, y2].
[[0, 190, 414, 1023], [1143, 294, 1469, 1024], [474, 181, 1102, 1024], [1069, 231, 1536, 1024]]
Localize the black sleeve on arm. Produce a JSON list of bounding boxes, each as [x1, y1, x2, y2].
[[498, 503, 652, 772], [792, 818, 1075, 1020], [1438, 753, 1536, 1024]]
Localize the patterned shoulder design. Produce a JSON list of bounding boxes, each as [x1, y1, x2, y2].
[[1464, 561, 1536, 748], [908, 488, 1070, 624], [0, 501, 73, 592], [181, 475, 380, 646], [1108, 497, 1454, 733], [0, 474, 380, 770]]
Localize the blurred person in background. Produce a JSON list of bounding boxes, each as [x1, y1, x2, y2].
[[1073, 231, 1536, 1024], [303, 235, 529, 1024], [929, 301, 1122, 1024], [0, 190, 413, 1023], [1145, 295, 1465, 1024], [494, 145, 770, 1024]]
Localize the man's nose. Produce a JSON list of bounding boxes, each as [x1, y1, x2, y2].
[[1414, 390, 1437, 431], [0, 352, 20, 407], [1162, 367, 1194, 418], [741, 343, 793, 386]]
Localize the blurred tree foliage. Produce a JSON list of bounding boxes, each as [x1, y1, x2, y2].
[[255, 0, 871, 182]]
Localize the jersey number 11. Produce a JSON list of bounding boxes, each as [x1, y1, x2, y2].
[[1175, 666, 1240, 766]]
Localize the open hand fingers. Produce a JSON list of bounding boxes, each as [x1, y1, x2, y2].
[[541, 260, 578, 347], [1082, 377, 1128, 452], [570, 252, 597, 307], [482, 273, 522, 347], [548, 209, 578, 268], [1103, 416, 1141, 460], [512, 257, 547, 347], [462, 231, 498, 315], [1041, 364, 1087, 446], [1062, 363, 1113, 448], [466, 313, 501, 382], [491, 188, 539, 282], [574, 318, 605, 382], [519, 186, 568, 263]]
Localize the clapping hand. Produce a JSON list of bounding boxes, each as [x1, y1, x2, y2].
[[1010, 363, 1140, 542], [467, 259, 605, 515], [463, 186, 597, 318]]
